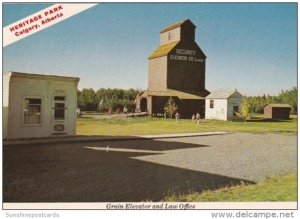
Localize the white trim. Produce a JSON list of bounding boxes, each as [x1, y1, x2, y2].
[[7, 71, 80, 83], [22, 96, 43, 127], [51, 94, 67, 134]]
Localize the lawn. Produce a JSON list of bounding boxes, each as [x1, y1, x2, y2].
[[164, 174, 297, 202], [75, 115, 297, 202], [77, 115, 297, 136]]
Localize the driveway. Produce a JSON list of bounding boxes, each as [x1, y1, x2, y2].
[[133, 133, 297, 182], [3, 133, 296, 202]]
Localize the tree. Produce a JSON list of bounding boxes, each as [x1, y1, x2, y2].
[[78, 87, 139, 113], [241, 98, 250, 121], [278, 87, 297, 113], [243, 87, 297, 114], [80, 88, 97, 111], [164, 97, 178, 118], [97, 98, 104, 112], [104, 96, 117, 114], [77, 90, 83, 107]]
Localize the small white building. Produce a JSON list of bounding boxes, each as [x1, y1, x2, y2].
[[3, 72, 80, 140], [205, 90, 243, 121]]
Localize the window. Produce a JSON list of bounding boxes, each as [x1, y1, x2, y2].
[[210, 100, 214, 109], [54, 96, 66, 120], [54, 96, 66, 101], [54, 103, 65, 120], [168, 32, 171, 40], [24, 98, 42, 124]]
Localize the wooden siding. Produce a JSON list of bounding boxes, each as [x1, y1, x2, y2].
[[264, 105, 291, 120], [160, 27, 181, 46], [167, 41, 206, 92], [148, 56, 168, 91]]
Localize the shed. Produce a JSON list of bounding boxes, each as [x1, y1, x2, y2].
[[264, 104, 291, 120], [3, 72, 80, 140], [205, 90, 242, 121]]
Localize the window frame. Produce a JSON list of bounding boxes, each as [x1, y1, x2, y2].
[[53, 95, 67, 121], [210, 100, 214, 109], [22, 96, 43, 126]]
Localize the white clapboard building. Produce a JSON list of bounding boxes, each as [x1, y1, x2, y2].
[[3, 72, 80, 139], [205, 90, 243, 121]]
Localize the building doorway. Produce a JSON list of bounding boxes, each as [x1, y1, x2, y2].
[[233, 106, 239, 116], [52, 95, 67, 135], [141, 98, 147, 112]]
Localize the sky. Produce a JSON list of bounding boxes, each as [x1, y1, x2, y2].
[[2, 3, 297, 96]]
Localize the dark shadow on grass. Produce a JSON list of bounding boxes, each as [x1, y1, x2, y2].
[[3, 137, 254, 202]]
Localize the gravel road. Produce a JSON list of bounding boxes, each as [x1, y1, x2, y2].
[[133, 133, 297, 182]]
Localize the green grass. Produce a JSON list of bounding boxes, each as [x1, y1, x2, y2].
[[77, 116, 297, 136], [163, 174, 297, 202]]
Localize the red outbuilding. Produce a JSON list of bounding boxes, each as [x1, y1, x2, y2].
[[264, 104, 291, 120]]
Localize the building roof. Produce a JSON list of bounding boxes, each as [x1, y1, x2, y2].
[[141, 89, 205, 100], [264, 103, 292, 108], [206, 90, 242, 99], [148, 41, 179, 59], [5, 71, 80, 82], [160, 19, 196, 34]]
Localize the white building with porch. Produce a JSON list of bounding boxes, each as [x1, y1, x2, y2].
[[205, 90, 243, 121], [3, 72, 80, 140]]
